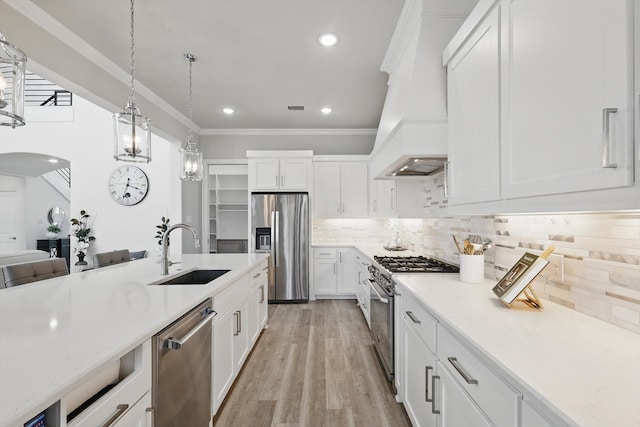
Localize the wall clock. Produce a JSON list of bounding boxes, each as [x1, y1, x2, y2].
[[108, 165, 149, 206]]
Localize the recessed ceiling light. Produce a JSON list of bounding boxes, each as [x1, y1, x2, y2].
[[321, 107, 332, 114], [222, 107, 234, 115], [318, 33, 339, 47], [48, 158, 59, 163]]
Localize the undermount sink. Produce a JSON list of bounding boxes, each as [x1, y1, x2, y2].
[[155, 269, 230, 285]]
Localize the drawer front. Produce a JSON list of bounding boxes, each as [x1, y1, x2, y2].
[[314, 248, 337, 259], [250, 261, 268, 288], [438, 326, 521, 427], [68, 341, 151, 427], [215, 274, 250, 316], [402, 294, 437, 354]]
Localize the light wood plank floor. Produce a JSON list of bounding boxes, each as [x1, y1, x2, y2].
[[214, 300, 411, 427]]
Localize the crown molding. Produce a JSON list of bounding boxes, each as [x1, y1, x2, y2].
[[200, 128, 376, 136], [4, 0, 199, 133]]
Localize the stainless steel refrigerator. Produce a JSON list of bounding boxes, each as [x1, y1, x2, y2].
[[251, 193, 309, 302]]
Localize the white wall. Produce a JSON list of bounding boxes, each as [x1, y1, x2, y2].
[[0, 96, 183, 266]]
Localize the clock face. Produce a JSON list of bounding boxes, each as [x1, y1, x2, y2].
[[108, 165, 149, 206]]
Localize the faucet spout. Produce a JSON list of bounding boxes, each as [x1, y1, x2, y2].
[[161, 223, 199, 275]]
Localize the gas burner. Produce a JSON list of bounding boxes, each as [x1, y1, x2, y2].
[[373, 255, 459, 274]]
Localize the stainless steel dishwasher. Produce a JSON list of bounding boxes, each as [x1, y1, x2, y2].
[[152, 298, 216, 427]]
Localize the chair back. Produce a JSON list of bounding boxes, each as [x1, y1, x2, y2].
[[94, 249, 131, 268], [2, 258, 69, 288]]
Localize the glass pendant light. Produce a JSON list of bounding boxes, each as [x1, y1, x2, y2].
[[179, 53, 203, 181], [0, 31, 27, 128], [113, 0, 151, 163]]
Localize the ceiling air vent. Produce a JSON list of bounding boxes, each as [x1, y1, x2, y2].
[[287, 105, 305, 111]]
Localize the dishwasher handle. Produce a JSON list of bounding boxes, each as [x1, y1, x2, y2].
[[165, 307, 217, 350]]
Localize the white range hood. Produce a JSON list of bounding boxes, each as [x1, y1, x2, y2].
[[369, 0, 477, 179]]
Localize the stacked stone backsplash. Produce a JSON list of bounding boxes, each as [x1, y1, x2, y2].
[[313, 173, 640, 334]]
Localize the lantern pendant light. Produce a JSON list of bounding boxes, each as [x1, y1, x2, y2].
[[179, 53, 203, 181], [113, 0, 151, 163], [0, 31, 27, 128]]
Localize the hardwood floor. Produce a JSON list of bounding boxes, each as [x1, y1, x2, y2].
[[214, 300, 411, 427]]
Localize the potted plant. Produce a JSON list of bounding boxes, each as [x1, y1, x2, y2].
[[70, 210, 96, 265], [155, 217, 170, 251], [46, 224, 62, 239]]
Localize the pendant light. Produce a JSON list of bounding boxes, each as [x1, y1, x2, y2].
[[113, 0, 151, 163], [179, 53, 203, 181], [0, 31, 27, 128]]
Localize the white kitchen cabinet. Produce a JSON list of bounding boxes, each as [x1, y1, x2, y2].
[[522, 400, 556, 427], [445, 3, 501, 205], [336, 248, 356, 294], [354, 251, 370, 327], [248, 152, 312, 191], [313, 247, 356, 297], [436, 360, 493, 427], [212, 269, 265, 415], [398, 284, 520, 427], [500, 0, 634, 199], [212, 309, 235, 413], [370, 179, 396, 217], [249, 261, 269, 345], [313, 161, 368, 218], [402, 313, 438, 427], [444, 0, 635, 208], [232, 296, 250, 372]]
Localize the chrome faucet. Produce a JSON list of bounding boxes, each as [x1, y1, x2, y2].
[[161, 223, 200, 275]]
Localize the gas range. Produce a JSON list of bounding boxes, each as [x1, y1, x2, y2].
[[373, 255, 459, 275]]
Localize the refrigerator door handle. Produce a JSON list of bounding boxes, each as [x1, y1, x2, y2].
[[274, 210, 280, 267], [270, 210, 277, 267]]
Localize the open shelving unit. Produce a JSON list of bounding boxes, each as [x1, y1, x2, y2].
[[204, 163, 249, 253]]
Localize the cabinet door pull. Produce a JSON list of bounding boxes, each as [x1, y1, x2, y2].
[[260, 285, 265, 303], [339, 252, 343, 263], [281, 175, 285, 187], [103, 404, 129, 427], [234, 311, 240, 336], [275, 175, 279, 187], [602, 107, 618, 168], [333, 263, 336, 274], [431, 375, 441, 415], [448, 357, 478, 384], [425, 365, 433, 403], [373, 199, 378, 212], [253, 273, 260, 279], [390, 188, 396, 210], [238, 310, 242, 333], [406, 311, 421, 324]]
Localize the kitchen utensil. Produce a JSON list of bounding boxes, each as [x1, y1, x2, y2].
[[463, 240, 474, 255], [452, 235, 464, 254]]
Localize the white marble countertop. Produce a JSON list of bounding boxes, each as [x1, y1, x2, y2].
[[396, 274, 640, 427], [0, 253, 268, 426]]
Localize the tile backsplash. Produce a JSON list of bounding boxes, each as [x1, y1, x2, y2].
[[313, 177, 640, 334]]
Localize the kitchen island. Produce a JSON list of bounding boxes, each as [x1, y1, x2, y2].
[[0, 253, 268, 427]]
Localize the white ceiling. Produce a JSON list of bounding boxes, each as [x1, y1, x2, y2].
[[28, 0, 404, 131], [0, 152, 70, 176]]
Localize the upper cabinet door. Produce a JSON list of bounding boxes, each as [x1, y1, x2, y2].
[[501, 0, 634, 199], [340, 162, 368, 217], [313, 162, 341, 217], [447, 5, 501, 205], [280, 158, 310, 190], [250, 158, 280, 190]]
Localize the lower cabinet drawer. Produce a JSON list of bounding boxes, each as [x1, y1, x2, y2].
[[314, 248, 337, 259], [403, 294, 437, 354], [437, 326, 521, 427], [66, 340, 151, 427]]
